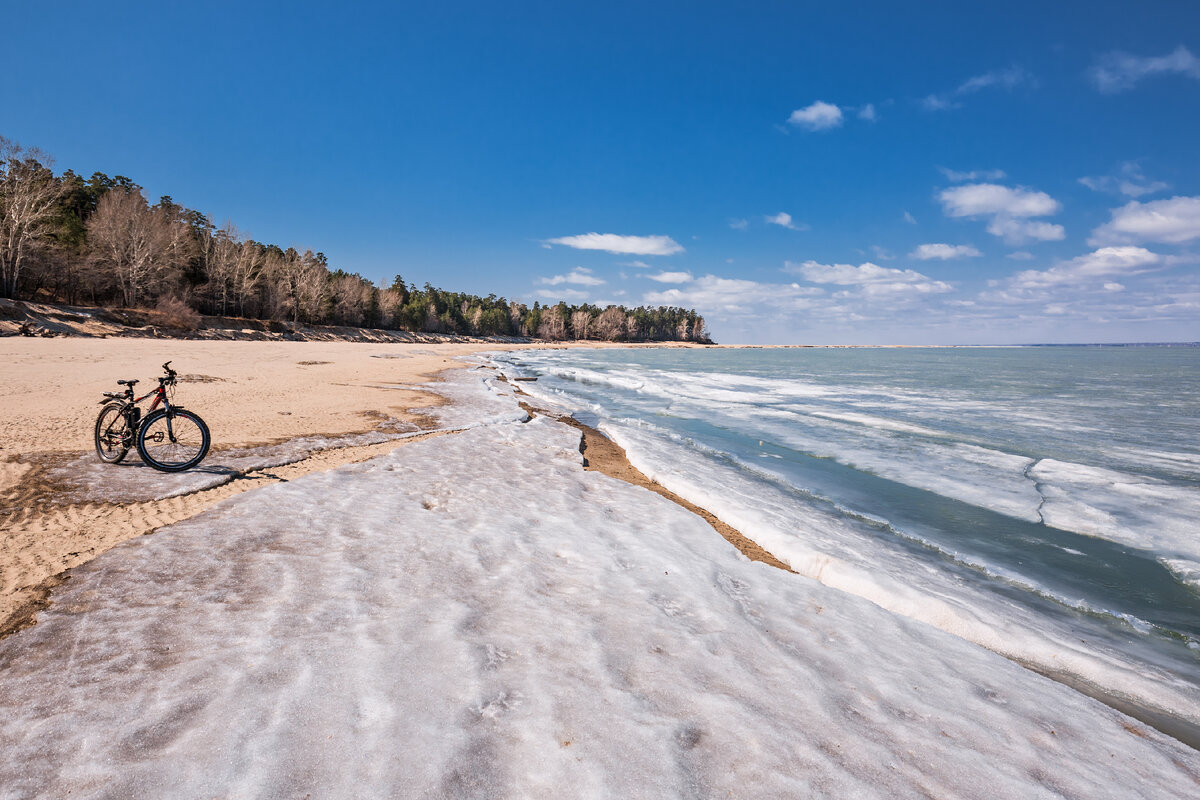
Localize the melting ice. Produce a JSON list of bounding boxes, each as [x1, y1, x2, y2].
[[0, 369, 1197, 796], [492, 345, 1200, 739]]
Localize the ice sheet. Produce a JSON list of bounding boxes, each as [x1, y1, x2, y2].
[[600, 419, 1200, 729], [0, 375, 1197, 798], [1033, 458, 1200, 559], [50, 428, 423, 503], [501, 350, 1200, 566]]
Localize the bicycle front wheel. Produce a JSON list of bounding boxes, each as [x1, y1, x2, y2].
[[136, 409, 211, 472], [94, 402, 131, 464]]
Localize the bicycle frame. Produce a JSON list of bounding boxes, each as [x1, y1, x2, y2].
[[104, 381, 178, 443], [131, 384, 170, 414]]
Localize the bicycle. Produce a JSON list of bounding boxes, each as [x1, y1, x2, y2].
[[94, 361, 211, 472]]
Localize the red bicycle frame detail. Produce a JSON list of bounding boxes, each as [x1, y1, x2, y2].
[[132, 384, 168, 412]]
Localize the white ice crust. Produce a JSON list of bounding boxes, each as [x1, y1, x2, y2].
[[509, 358, 1200, 570], [0, 371, 1197, 798], [599, 418, 1200, 726]]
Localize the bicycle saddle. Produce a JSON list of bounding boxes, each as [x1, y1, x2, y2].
[[117, 379, 139, 387]]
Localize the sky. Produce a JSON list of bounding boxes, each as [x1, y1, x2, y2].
[[3, 1, 1199, 344]]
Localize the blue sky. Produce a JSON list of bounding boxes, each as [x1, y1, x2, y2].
[[4, 1, 1198, 344]]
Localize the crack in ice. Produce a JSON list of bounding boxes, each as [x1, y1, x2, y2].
[[1021, 458, 1047, 524]]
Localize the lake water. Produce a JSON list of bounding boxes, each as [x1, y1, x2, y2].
[[488, 345, 1200, 740]]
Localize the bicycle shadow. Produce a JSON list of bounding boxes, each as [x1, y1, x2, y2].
[[50, 456, 240, 504]]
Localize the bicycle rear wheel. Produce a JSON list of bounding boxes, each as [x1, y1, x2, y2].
[[94, 402, 131, 464], [136, 409, 211, 472]]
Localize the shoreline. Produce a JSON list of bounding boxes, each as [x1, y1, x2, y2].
[[2, 360, 1197, 795], [4, 337, 1198, 763], [502, 374, 1200, 753]]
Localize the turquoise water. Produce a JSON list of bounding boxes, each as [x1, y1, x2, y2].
[[490, 345, 1200, 734]]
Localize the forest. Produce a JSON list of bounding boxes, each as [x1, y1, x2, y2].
[[0, 135, 710, 343]]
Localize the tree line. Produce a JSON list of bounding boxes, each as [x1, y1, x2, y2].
[[0, 135, 710, 342]]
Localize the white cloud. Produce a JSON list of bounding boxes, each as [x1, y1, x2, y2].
[[784, 260, 953, 296], [646, 271, 693, 284], [1006, 251, 1035, 261], [787, 101, 843, 131], [869, 245, 895, 261], [1079, 162, 1169, 198], [545, 233, 684, 256], [958, 66, 1032, 93], [765, 212, 805, 230], [644, 275, 824, 314], [858, 104, 877, 121], [923, 66, 1034, 110], [1010, 247, 1162, 290], [985, 217, 1066, 244], [903, 211, 918, 225], [622, 260, 652, 268], [939, 183, 1059, 218], [938, 167, 1008, 183], [910, 243, 982, 260], [539, 268, 605, 287], [1090, 45, 1200, 93], [1104, 282, 1125, 292], [728, 218, 749, 231], [939, 183, 1064, 244], [1089, 196, 1200, 245]]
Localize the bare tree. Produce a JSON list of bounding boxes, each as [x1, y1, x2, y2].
[[467, 305, 483, 334], [537, 305, 567, 340], [205, 221, 242, 315], [331, 272, 372, 326], [87, 189, 188, 306], [508, 301, 527, 335], [0, 137, 67, 298], [377, 287, 404, 329], [594, 306, 626, 341], [268, 248, 328, 323], [624, 313, 641, 341], [231, 241, 262, 317], [570, 309, 592, 340]]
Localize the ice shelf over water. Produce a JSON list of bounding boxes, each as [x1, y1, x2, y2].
[[0, 371, 1198, 798]]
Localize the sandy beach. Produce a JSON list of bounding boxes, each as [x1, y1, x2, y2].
[[0, 337, 716, 638], [0, 338, 514, 634]]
